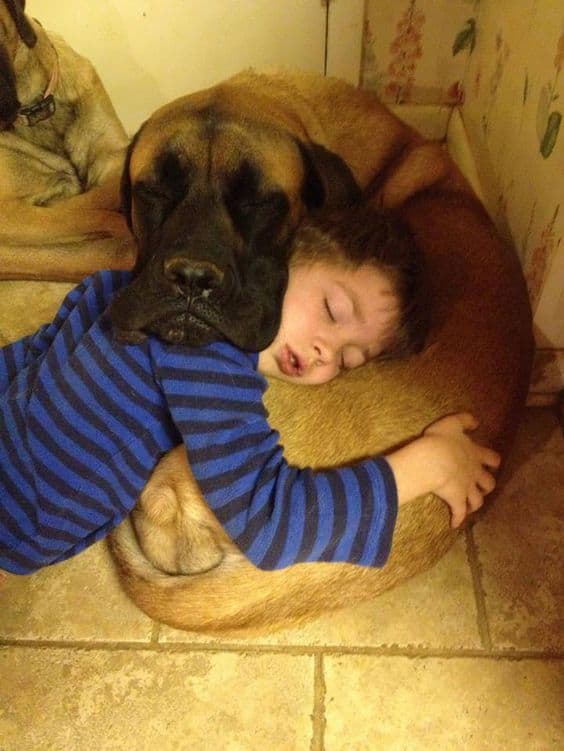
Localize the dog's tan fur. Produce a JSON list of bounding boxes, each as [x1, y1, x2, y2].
[[105, 70, 534, 633], [0, 1, 135, 280]]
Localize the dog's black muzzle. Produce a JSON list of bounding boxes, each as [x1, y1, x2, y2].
[[163, 257, 225, 296], [115, 146, 293, 350], [108, 250, 288, 352]]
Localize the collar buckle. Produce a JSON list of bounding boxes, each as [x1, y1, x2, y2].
[[16, 38, 59, 127], [17, 94, 56, 126]]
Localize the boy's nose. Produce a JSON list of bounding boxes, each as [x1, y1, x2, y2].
[[312, 340, 335, 366]]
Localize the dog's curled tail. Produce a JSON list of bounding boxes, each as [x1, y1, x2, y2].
[[108, 493, 455, 635]]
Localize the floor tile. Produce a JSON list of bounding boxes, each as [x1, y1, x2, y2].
[[324, 655, 564, 750], [474, 409, 564, 651], [160, 536, 481, 649], [0, 541, 153, 642], [0, 647, 314, 751]]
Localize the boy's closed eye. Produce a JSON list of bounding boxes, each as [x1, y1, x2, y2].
[[325, 289, 354, 324]]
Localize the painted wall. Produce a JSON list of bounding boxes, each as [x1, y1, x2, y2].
[[29, 0, 328, 134], [362, 0, 563, 396]]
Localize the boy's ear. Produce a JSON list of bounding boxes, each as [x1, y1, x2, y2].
[[296, 139, 361, 210]]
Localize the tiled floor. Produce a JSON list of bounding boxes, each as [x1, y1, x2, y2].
[[1, 282, 563, 750]]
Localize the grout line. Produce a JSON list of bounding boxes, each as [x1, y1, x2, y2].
[[1, 639, 562, 661], [465, 524, 492, 650], [150, 621, 161, 643], [310, 653, 326, 751]]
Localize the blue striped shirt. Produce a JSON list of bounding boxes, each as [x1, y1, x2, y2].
[[0, 271, 397, 574]]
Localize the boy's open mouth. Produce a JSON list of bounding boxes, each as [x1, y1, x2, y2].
[[279, 344, 303, 377]]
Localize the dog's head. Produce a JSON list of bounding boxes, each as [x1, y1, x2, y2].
[[0, 0, 37, 129], [108, 92, 360, 351]]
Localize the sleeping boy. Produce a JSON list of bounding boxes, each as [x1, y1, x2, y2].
[[0, 205, 499, 577]]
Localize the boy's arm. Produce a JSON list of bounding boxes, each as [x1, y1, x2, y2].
[[0, 271, 129, 390], [0, 336, 34, 392], [156, 342, 398, 570], [0, 281, 86, 390]]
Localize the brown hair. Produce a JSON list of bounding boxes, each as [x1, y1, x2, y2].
[[289, 204, 429, 358]]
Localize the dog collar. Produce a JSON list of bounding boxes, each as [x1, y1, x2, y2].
[[16, 45, 59, 126]]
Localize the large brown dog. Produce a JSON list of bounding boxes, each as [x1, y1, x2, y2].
[[108, 70, 534, 633], [0, 0, 134, 280]]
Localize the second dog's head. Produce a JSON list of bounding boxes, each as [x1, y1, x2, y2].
[[0, 0, 37, 129], [108, 85, 360, 351]]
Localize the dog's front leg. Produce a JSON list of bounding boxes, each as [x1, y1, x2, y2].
[[63, 62, 129, 203], [57, 173, 122, 212]]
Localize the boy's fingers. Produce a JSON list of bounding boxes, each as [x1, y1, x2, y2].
[[457, 412, 479, 431], [467, 487, 485, 512], [482, 448, 501, 469], [449, 499, 467, 528], [428, 412, 477, 433], [477, 469, 496, 494]]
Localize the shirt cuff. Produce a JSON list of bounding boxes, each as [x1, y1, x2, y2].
[[367, 456, 399, 566]]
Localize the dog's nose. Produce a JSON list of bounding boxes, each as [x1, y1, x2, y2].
[[163, 258, 224, 294]]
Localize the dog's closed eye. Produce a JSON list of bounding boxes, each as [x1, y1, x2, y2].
[[236, 191, 287, 212], [132, 180, 182, 232], [133, 181, 176, 203], [227, 189, 289, 241]]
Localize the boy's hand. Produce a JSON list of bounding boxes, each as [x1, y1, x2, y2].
[[386, 412, 501, 529], [423, 413, 501, 528]]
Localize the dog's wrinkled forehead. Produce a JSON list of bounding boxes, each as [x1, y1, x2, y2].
[[130, 107, 305, 201]]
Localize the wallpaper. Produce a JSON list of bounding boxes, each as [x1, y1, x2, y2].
[[362, 0, 564, 396]]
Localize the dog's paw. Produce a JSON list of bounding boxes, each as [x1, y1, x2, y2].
[[32, 171, 82, 206]]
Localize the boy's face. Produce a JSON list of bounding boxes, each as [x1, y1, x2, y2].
[[258, 261, 400, 385]]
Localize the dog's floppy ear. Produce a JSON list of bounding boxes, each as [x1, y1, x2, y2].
[[297, 139, 361, 210], [120, 129, 144, 231], [0, 43, 19, 126], [5, 0, 37, 47]]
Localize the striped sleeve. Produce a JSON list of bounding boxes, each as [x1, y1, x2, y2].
[[0, 337, 30, 393], [0, 270, 140, 575], [0, 273, 129, 391], [156, 342, 398, 570]]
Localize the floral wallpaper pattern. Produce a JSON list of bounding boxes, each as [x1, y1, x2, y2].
[[538, 33, 563, 159], [362, 0, 564, 395], [382, 1, 425, 104], [361, 0, 478, 104]]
